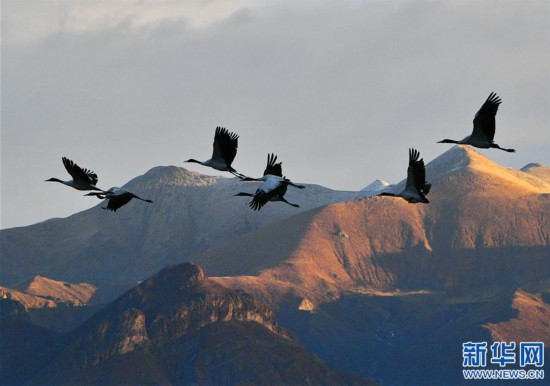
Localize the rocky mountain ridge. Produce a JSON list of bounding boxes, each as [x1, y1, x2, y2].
[[30, 263, 371, 385]]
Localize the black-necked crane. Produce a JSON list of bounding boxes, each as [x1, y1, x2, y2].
[[85, 187, 153, 212], [438, 92, 515, 152], [185, 126, 245, 178], [46, 157, 103, 191], [235, 153, 304, 211], [378, 148, 431, 204]]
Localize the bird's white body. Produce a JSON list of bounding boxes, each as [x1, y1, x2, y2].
[[396, 185, 426, 204], [456, 135, 492, 149], [59, 179, 101, 191], [257, 175, 285, 192], [197, 158, 232, 172], [399, 186, 424, 203], [101, 187, 127, 197], [235, 153, 304, 210]]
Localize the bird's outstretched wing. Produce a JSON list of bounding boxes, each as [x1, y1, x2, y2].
[[407, 148, 431, 195], [248, 190, 270, 211], [103, 193, 133, 211], [62, 157, 98, 185], [212, 127, 239, 167], [472, 92, 501, 142], [249, 178, 287, 211], [263, 153, 283, 177]]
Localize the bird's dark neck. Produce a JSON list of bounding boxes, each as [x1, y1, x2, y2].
[[239, 177, 261, 182], [378, 192, 396, 197], [490, 143, 516, 152], [438, 139, 459, 144], [234, 192, 253, 197], [46, 178, 64, 184], [185, 159, 203, 165]]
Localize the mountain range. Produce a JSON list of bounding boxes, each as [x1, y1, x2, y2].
[[1, 145, 549, 385], [0, 165, 362, 293]]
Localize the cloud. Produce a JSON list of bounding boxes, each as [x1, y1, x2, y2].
[[2, 0, 273, 45], [1, 0, 549, 228]]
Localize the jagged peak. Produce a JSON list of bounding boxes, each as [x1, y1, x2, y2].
[[133, 262, 219, 303], [153, 262, 207, 287]]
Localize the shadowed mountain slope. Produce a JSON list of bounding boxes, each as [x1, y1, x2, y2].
[[0, 298, 62, 385], [485, 289, 550, 345], [31, 263, 371, 385]]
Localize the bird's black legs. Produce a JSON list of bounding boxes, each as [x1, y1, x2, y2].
[[491, 143, 516, 153], [84, 192, 106, 199], [132, 194, 153, 203], [280, 197, 300, 208], [229, 170, 249, 179]]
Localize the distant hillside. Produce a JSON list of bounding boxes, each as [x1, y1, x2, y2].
[[521, 162, 550, 184], [30, 263, 371, 385], [1, 277, 99, 333], [20, 276, 96, 306]]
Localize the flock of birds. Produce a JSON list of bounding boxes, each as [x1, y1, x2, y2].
[[46, 92, 515, 211]]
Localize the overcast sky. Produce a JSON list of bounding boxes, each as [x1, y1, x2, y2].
[[1, 0, 549, 229]]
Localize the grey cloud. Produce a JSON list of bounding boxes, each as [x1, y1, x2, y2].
[[1, 0, 549, 228]]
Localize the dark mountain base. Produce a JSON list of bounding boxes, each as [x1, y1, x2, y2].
[[279, 290, 546, 385]]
